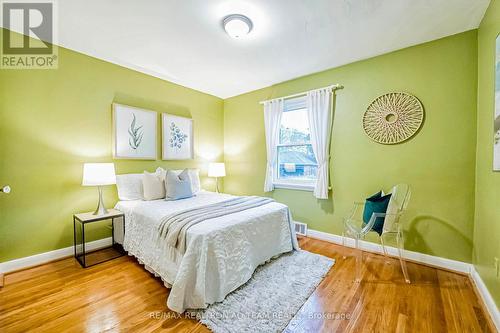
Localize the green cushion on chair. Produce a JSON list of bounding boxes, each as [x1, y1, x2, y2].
[[363, 191, 392, 235]]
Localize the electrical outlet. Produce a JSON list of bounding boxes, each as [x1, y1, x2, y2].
[[495, 258, 499, 278]]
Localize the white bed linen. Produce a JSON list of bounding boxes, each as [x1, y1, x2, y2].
[[115, 191, 298, 313]]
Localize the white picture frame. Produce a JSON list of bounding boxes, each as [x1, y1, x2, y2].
[[162, 113, 193, 160], [112, 103, 157, 160], [494, 34, 500, 170]]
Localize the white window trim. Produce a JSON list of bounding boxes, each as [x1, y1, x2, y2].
[[273, 166, 316, 191], [273, 180, 315, 191], [277, 142, 311, 148], [273, 96, 317, 191]]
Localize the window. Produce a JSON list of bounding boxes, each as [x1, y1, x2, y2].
[[274, 96, 317, 190]]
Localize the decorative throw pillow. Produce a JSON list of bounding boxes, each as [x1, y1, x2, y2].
[[116, 174, 143, 201], [155, 167, 167, 182], [165, 169, 194, 200], [362, 191, 392, 235], [172, 169, 201, 193], [142, 171, 165, 200], [157, 167, 201, 193]]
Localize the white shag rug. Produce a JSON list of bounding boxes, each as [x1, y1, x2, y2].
[[194, 250, 334, 333]]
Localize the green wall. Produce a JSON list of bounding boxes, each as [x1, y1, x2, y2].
[[224, 31, 478, 263], [474, 0, 500, 307], [1, 16, 498, 305], [0, 30, 224, 262]]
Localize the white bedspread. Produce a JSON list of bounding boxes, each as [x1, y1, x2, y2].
[[115, 191, 299, 313]]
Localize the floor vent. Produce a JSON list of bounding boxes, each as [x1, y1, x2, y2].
[[294, 221, 308, 236]]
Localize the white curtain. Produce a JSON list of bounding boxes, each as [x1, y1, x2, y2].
[[307, 88, 332, 199], [263, 99, 284, 192]]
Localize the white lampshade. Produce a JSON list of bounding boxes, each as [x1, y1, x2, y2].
[[82, 163, 116, 186], [208, 163, 226, 178]]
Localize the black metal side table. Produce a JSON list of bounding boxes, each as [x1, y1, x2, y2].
[[73, 209, 125, 268]]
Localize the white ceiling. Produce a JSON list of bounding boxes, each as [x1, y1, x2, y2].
[[13, 1, 494, 98]]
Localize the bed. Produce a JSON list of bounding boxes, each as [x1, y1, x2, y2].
[[114, 190, 299, 313]]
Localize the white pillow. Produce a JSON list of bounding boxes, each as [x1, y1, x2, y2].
[[165, 169, 194, 200], [155, 167, 167, 181], [156, 167, 201, 194], [186, 169, 201, 194], [142, 171, 165, 200], [116, 174, 143, 201]]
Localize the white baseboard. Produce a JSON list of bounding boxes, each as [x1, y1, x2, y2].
[[0, 237, 112, 274], [307, 228, 499, 331], [470, 266, 500, 331], [307, 229, 471, 273]]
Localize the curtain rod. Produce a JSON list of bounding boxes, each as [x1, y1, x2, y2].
[[259, 84, 344, 105]]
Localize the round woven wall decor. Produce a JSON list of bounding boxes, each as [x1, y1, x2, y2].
[[363, 92, 424, 144]]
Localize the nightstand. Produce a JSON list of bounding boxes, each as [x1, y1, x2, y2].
[[73, 209, 125, 268]]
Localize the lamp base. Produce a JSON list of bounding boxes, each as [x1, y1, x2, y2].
[[215, 177, 220, 193], [93, 186, 109, 215]]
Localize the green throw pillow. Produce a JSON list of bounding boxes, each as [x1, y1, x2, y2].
[[363, 191, 392, 235]]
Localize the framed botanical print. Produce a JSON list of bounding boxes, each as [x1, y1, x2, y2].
[[162, 113, 193, 160], [112, 103, 157, 160]]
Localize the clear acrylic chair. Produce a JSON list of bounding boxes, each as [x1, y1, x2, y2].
[[342, 184, 411, 283]]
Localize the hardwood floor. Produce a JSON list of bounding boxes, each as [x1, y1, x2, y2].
[[0, 237, 495, 333]]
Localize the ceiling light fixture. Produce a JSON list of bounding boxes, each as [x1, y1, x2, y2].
[[223, 14, 253, 38]]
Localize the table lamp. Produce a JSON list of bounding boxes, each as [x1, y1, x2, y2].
[[82, 163, 116, 215], [208, 162, 225, 193]]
